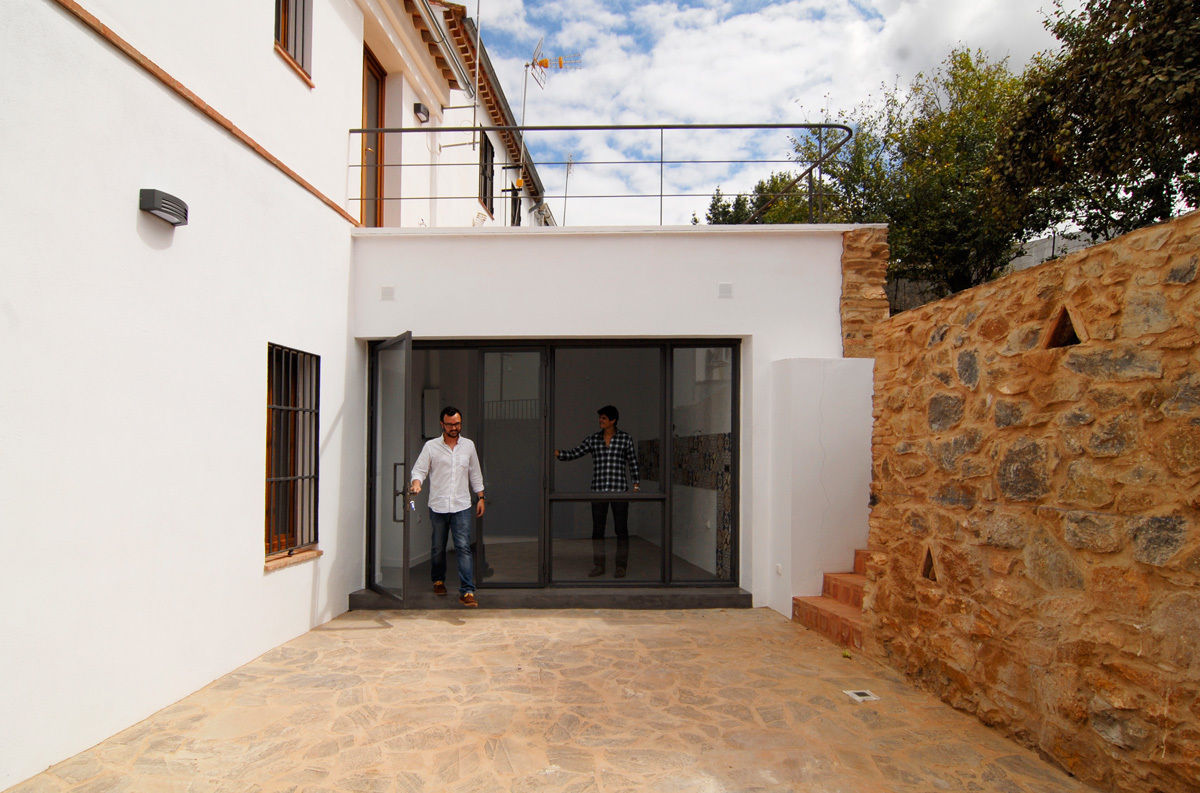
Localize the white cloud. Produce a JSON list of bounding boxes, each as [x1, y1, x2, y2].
[[476, 0, 1068, 224]]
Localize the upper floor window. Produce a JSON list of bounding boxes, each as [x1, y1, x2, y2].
[[362, 47, 386, 227], [275, 0, 313, 82], [478, 133, 495, 215], [509, 186, 522, 227]]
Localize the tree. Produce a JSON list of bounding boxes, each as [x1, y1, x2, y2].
[[700, 187, 753, 225], [702, 49, 1027, 297], [884, 49, 1028, 293], [998, 0, 1200, 240], [699, 173, 810, 225], [791, 113, 890, 224]]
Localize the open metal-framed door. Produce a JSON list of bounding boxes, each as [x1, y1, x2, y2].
[[367, 332, 412, 602]]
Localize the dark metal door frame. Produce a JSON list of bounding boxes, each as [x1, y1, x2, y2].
[[366, 332, 411, 604], [374, 337, 741, 600]]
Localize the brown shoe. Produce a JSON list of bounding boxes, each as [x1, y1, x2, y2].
[[432, 581, 447, 596], [459, 592, 478, 608]]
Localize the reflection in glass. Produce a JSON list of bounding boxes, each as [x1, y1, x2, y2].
[[374, 337, 410, 596], [551, 501, 662, 582], [552, 348, 661, 494], [479, 351, 542, 584], [671, 347, 735, 582]]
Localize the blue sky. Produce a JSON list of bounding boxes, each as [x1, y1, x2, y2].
[[466, 0, 1071, 224]]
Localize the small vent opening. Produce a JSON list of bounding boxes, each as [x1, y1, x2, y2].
[[1045, 307, 1081, 349], [921, 548, 938, 582]]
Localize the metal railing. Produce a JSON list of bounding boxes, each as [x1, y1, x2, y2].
[[349, 122, 852, 227]]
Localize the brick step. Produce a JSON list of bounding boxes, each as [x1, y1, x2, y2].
[[822, 572, 866, 609], [792, 596, 864, 650], [854, 548, 869, 575]]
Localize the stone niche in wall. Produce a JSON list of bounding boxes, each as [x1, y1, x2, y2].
[[867, 210, 1200, 793]]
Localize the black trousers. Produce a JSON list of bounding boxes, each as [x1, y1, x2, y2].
[[590, 501, 629, 569]]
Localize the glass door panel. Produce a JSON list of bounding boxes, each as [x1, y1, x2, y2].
[[479, 351, 543, 584], [670, 346, 735, 582], [372, 332, 411, 598], [552, 347, 663, 493], [551, 347, 664, 583], [407, 349, 476, 593], [550, 500, 663, 582]]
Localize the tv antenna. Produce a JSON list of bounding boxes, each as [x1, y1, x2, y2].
[[520, 38, 580, 126]]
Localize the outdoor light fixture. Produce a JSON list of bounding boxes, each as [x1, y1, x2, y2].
[[139, 188, 188, 226], [413, 102, 430, 123]]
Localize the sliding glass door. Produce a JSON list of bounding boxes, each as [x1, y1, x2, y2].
[[370, 339, 739, 597]]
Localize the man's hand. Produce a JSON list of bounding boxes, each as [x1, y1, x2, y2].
[[410, 480, 422, 495], [476, 498, 486, 518]]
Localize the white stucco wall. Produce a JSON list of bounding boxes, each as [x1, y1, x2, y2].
[[66, 0, 366, 206], [769, 358, 875, 616], [352, 224, 868, 610], [2, 5, 880, 786], [0, 4, 364, 787]]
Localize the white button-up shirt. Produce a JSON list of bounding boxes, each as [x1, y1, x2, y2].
[[410, 436, 484, 514]]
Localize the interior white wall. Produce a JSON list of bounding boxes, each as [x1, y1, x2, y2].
[[0, 4, 363, 787], [768, 358, 875, 616], [352, 225, 864, 610]]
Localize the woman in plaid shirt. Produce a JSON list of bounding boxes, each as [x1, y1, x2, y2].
[[555, 405, 640, 578]]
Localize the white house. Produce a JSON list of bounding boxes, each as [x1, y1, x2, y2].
[[0, 0, 879, 786]]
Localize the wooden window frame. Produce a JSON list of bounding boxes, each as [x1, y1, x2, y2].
[[265, 344, 320, 563], [362, 46, 386, 226], [274, 0, 313, 85]]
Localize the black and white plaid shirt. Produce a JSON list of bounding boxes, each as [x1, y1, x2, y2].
[[559, 429, 641, 492]]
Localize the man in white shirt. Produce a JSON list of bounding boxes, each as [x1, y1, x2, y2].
[[410, 406, 486, 607]]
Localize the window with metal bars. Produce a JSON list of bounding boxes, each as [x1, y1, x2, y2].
[[479, 132, 495, 215], [274, 0, 312, 75], [266, 344, 319, 557]]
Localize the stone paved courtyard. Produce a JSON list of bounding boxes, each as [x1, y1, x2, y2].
[[7, 609, 1102, 793]]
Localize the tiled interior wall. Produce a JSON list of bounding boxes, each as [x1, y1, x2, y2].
[[642, 434, 733, 577]]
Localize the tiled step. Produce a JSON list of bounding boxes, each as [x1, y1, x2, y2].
[[792, 548, 868, 650], [792, 595, 864, 650], [822, 572, 865, 609]]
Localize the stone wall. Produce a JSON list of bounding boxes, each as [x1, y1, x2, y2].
[[866, 211, 1200, 793], [841, 226, 891, 357]]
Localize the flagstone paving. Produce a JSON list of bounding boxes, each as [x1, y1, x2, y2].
[[7, 608, 1102, 793]]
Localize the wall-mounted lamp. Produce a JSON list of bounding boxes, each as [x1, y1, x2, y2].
[[139, 189, 188, 226], [413, 102, 430, 123]]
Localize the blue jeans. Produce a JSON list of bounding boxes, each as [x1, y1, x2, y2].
[[429, 507, 475, 594]]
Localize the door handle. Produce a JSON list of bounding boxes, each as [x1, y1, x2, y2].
[[392, 462, 405, 522]]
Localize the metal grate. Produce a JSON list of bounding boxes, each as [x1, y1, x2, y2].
[[266, 343, 320, 556]]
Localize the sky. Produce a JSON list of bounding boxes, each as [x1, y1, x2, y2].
[[465, 0, 1073, 225]]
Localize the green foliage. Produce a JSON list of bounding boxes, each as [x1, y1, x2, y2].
[[700, 172, 811, 225], [702, 49, 1026, 296], [705, 0, 1200, 294], [792, 114, 890, 224], [884, 49, 1027, 293], [999, 0, 1200, 240]]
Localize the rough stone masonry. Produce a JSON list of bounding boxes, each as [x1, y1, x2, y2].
[[866, 210, 1200, 793]]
